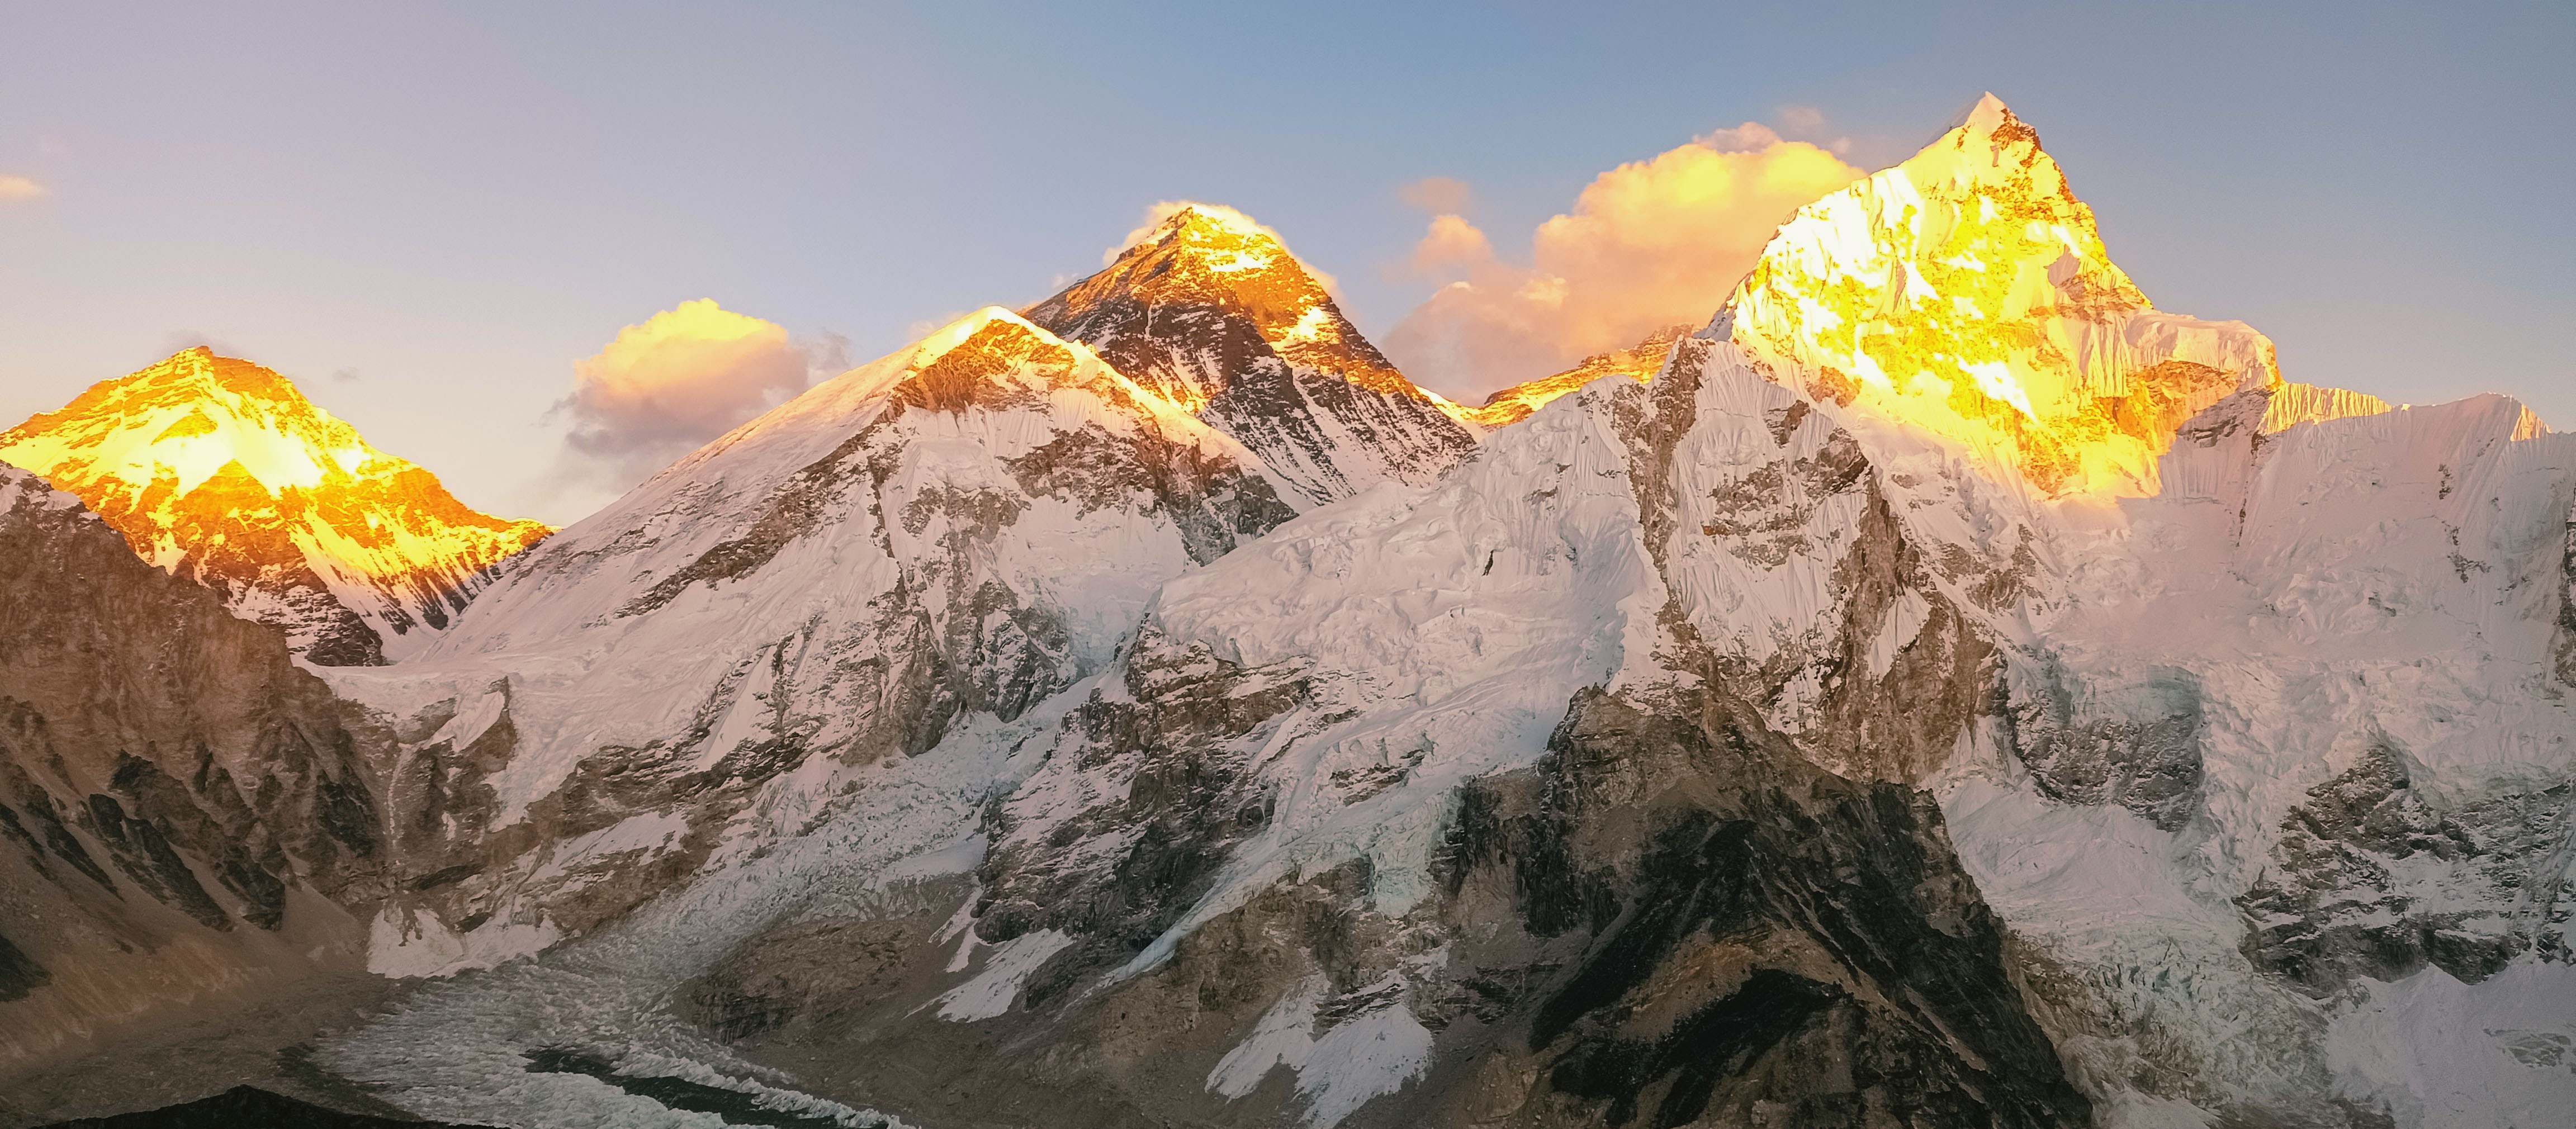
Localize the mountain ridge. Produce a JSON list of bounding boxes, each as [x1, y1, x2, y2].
[[2, 97, 2569, 1129]]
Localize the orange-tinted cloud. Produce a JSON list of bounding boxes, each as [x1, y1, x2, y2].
[[1383, 127, 1863, 400], [554, 300, 834, 484], [1398, 176, 1473, 214], [0, 175, 47, 200], [1408, 213, 1493, 276]]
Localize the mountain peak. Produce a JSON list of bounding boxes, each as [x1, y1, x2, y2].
[[1025, 203, 1479, 505], [1716, 97, 2343, 496], [1961, 91, 2017, 136], [0, 352, 549, 663], [1134, 201, 1278, 249], [1031, 202, 1426, 405], [893, 307, 1096, 413]]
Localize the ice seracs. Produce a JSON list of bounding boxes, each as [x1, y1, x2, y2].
[[0, 347, 550, 664]]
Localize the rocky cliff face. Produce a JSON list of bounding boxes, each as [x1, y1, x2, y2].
[[0, 349, 550, 665], [1027, 205, 1481, 506], [0, 464, 395, 1071]]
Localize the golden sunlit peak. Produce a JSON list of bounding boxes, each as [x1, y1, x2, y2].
[[0, 350, 551, 663], [1115, 200, 1291, 258], [1716, 95, 2324, 497]]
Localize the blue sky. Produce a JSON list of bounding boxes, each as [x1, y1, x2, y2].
[[2, 1, 2567, 521]]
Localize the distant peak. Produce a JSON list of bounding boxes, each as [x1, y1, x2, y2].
[[1122, 201, 1282, 252], [1952, 92, 2039, 151], [1964, 92, 2011, 130], [908, 307, 1071, 367]]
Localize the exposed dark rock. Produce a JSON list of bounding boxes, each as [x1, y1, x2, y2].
[[2239, 736, 2574, 993], [2010, 665, 2209, 831], [1427, 689, 2092, 1129], [31, 1085, 494, 1128], [0, 932, 48, 1002]]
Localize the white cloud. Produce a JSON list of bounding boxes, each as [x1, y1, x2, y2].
[[1693, 122, 1784, 153], [550, 300, 828, 488], [0, 175, 45, 201], [1382, 126, 1863, 400]]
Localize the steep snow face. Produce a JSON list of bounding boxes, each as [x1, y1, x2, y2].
[[1959, 391, 2576, 1127], [322, 309, 1299, 972], [0, 348, 550, 665], [1462, 324, 1689, 428], [1725, 94, 2383, 500], [1026, 205, 1480, 506], [977, 375, 1668, 962]]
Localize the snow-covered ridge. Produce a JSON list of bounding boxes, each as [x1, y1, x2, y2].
[[0, 347, 550, 663], [1462, 324, 1689, 427], [318, 307, 1304, 978]]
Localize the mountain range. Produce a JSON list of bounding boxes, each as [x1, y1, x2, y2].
[[0, 95, 2568, 1129]]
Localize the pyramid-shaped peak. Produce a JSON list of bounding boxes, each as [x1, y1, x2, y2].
[[0, 348, 550, 663], [1950, 92, 2041, 153], [1963, 92, 2013, 132], [892, 306, 1108, 414], [908, 306, 1073, 367], [1128, 201, 1289, 252]]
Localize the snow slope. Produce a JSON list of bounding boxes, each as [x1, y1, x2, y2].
[[318, 308, 1302, 972]]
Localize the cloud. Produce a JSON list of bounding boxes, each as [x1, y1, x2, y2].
[[0, 175, 44, 201], [1398, 176, 1474, 214], [1408, 214, 1493, 276], [1381, 126, 1863, 400], [1693, 122, 1783, 153], [551, 300, 825, 487]]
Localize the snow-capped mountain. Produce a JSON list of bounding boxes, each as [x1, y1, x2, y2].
[[0, 348, 551, 665], [1026, 204, 1481, 506], [317, 308, 1300, 976], [4, 98, 2569, 1129]]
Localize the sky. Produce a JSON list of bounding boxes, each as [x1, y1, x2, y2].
[[2, 0, 2568, 524]]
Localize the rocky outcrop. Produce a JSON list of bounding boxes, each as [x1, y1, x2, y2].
[[0, 464, 395, 1068], [2239, 736, 2574, 993], [32, 1085, 498, 1128], [1424, 690, 2089, 1128]]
